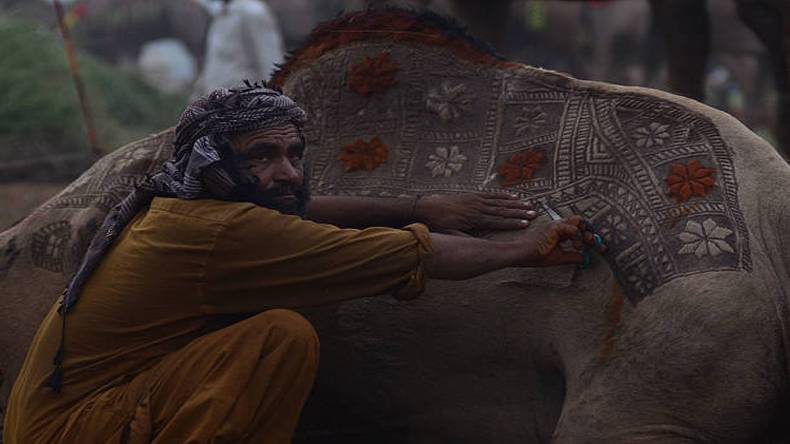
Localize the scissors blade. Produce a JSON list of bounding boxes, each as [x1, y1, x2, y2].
[[540, 200, 563, 221]]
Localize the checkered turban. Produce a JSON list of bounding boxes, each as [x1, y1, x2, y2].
[[151, 82, 307, 200]]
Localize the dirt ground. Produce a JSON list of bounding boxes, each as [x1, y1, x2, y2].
[[0, 182, 67, 231]]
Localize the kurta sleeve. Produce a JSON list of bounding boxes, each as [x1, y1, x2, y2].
[[200, 206, 433, 314]]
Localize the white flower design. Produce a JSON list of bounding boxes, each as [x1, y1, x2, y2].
[[514, 106, 547, 136], [426, 81, 472, 122], [626, 261, 655, 295], [677, 218, 734, 257], [425, 146, 468, 178], [633, 122, 670, 148], [598, 213, 628, 245]]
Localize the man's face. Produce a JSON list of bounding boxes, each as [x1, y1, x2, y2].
[[231, 123, 308, 215]]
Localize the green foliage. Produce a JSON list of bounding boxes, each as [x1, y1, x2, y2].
[[0, 16, 186, 161], [0, 18, 79, 137]]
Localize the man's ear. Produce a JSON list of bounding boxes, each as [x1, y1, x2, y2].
[[215, 134, 238, 158]]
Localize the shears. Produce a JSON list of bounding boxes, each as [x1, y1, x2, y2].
[[539, 199, 605, 269]]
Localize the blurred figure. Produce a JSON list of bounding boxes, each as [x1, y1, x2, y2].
[[138, 38, 198, 94], [192, 0, 284, 98], [650, 0, 789, 157], [67, 0, 212, 69]]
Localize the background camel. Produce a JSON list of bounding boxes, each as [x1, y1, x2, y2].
[[367, 0, 790, 158]]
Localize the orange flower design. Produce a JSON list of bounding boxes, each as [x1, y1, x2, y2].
[[498, 148, 546, 186], [348, 52, 399, 96], [339, 137, 390, 172], [665, 159, 716, 202]]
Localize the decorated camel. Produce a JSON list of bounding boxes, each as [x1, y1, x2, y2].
[[2, 9, 789, 442]]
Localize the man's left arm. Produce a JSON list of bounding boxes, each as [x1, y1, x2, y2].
[[305, 194, 537, 235]]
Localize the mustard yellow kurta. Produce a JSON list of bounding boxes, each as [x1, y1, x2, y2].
[[5, 197, 432, 443]]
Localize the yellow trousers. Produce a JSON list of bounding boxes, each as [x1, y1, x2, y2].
[[60, 309, 319, 443]]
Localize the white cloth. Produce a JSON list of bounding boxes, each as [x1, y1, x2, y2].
[[138, 38, 198, 94], [192, 0, 285, 97]]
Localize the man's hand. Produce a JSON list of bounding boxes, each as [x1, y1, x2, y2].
[[518, 216, 607, 267], [425, 215, 606, 280], [415, 193, 537, 236]]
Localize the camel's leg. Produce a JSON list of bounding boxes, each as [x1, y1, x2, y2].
[[648, 0, 710, 102], [736, 0, 790, 159], [552, 278, 787, 443]]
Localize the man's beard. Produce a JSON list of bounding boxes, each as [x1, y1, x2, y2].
[[247, 177, 311, 217]]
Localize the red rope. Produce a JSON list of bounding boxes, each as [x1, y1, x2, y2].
[[52, 0, 101, 159]]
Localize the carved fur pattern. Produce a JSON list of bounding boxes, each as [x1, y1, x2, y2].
[[277, 12, 750, 304]]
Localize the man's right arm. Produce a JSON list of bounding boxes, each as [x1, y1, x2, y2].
[[425, 216, 600, 280], [202, 206, 602, 313]]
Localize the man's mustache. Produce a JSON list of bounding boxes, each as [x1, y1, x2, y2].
[[249, 180, 310, 217]]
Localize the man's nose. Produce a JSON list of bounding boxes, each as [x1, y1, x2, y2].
[[272, 158, 302, 184]]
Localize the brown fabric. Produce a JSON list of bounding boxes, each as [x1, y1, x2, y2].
[[4, 197, 432, 443], [57, 309, 318, 444], [7, 309, 318, 443]]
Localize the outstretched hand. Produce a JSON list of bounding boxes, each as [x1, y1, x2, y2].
[[519, 215, 607, 267], [414, 193, 538, 236]]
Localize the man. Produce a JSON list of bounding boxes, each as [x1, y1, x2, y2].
[[4, 84, 603, 443], [192, 0, 285, 98]]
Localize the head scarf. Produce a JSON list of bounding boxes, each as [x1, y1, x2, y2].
[[48, 82, 307, 392], [152, 82, 307, 200]]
